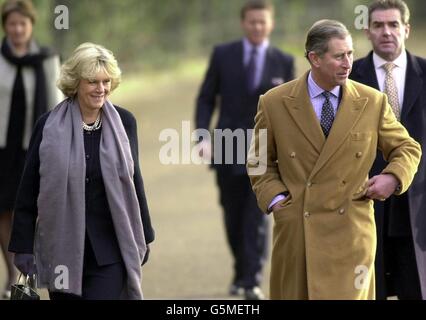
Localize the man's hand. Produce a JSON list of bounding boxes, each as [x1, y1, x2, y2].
[[197, 140, 212, 160], [272, 198, 289, 212], [365, 174, 399, 201], [272, 202, 283, 212]]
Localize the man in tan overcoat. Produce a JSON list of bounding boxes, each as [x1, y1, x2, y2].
[[247, 19, 421, 300]]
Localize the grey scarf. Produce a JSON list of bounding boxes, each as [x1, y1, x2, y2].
[[36, 98, 147, 299]]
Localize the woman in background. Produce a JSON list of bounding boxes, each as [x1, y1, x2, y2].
[[0, 0, 62, 299]]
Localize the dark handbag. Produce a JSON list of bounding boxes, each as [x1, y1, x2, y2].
[[10, 274, 40, 300]]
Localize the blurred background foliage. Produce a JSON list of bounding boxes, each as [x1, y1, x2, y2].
[[1, 0, 425, 74]]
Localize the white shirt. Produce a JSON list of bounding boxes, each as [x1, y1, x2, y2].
[[373, 51, 407, 110]]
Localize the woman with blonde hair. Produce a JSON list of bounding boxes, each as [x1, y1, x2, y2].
[[8, 42, 154, 300]]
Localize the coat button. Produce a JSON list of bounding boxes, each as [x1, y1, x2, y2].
[[290, 152, 296, 158], [85, 178, 90, 183], [356, 152, 363, 158], [307, 182, 312, 187], [304, 211, 310, 218], [339, 208, 345, 215]]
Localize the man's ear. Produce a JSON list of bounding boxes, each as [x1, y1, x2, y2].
[[364, 28, 372, 41], [308, 51, 320, 68], [404, 23, 410, 40]]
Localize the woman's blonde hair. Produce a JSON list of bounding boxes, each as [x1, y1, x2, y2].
[[57, 42, 122, 98]]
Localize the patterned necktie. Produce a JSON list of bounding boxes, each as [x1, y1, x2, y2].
[[383, 62, 401, 120], [320, 91, 334, 137], [246, 47, 258, 93]]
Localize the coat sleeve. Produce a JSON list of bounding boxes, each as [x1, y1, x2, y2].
[[126, 113, 155, 244], [247, 95, 289, 213], [195, 47, 220, 131], [377, 93, 422, 194], [8, 115, 48, 253]]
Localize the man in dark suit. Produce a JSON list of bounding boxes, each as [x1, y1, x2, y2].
[[350, 0, 426, 300], [195, 0, 294, 300]]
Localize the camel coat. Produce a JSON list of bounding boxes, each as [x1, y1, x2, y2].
[[247, 72, 421, 299]]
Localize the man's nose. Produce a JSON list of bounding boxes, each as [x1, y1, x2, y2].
[[342, 55, 352, 69], [254, 22, 263, 31], [383, 25, 392, 36]]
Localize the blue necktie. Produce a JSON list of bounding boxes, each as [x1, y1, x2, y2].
[[246, 47, 257, 93], [320, 91, 334, 137]]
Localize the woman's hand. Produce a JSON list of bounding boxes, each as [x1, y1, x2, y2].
[[14, 253, 37, 276]]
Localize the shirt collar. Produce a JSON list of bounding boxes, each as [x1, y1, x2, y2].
[[243, 37, 269, 53], [373, 50, 407, 70], [308, 71, 340, 99]]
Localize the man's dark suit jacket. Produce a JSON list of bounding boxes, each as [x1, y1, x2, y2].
[[350, 50, 426, 299], [196, 40, 295, 174], [9, 105, 154, 266]]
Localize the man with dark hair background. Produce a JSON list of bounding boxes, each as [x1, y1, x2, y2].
[[350, 0, 426, 300]]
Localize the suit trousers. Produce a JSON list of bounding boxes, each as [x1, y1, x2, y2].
[[49, 239, 126, 300], [215, 168, 268, 288], [375, 198, 422, 300], [382, 236, 422, 300]]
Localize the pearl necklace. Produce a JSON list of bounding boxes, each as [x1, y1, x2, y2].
[[82, 113, 102, 131]]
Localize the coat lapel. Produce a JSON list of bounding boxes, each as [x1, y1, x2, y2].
[[283, 72, 325, 154], [310, 81, 368, 178], [401, 51, 423, 121], [353, 52, 380, 89]]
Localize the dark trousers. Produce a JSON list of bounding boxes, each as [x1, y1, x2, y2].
[[374, 197, 422, 300], [49, 240, 126, 300], [382, 236, 422, 300], [215, 169, 268, 288]]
